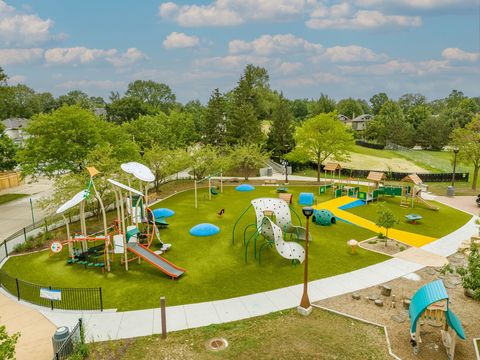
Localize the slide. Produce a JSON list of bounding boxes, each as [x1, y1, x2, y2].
[[417, 196, 440, 211], [127, 242, 185, 279]]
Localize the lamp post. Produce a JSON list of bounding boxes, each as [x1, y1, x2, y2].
[[449, 146, 459, 196], [281, 159, 289, 184], [298, 206, 313, 316]]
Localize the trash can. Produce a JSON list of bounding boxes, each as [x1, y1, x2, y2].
[[52, 326, 72, 358], [447, 186, 455, 197]]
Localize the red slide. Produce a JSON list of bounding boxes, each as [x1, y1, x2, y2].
[[127, 242, 185, 279]]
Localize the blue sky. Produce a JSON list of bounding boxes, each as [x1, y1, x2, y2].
[[0, 0, 479, 103]]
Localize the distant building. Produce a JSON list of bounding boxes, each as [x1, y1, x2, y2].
[[338, 113, 373, 131], [2, 118, 29, 146]]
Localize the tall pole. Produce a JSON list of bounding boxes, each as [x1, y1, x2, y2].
[[29, 198, 35, 226], [194, 180, 198, 209], [452, 148, 459, 187], [298, 207, 313, 316]]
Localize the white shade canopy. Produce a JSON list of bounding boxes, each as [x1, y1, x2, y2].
[[107, 178, 143, 196], [121, 162, 155, 182], [56, 190, 89, 214]]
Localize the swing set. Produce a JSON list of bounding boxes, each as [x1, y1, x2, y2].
[[194, 170, 223, 208]]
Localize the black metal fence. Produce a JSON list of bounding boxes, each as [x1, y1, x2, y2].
[[355, 140, 385, 149], [290, 161, 469, 183], [0, 270, 103, 311], [53, 318, 84, 360]]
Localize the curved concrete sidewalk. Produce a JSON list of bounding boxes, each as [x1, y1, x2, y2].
[[35, 213, 476, 343]]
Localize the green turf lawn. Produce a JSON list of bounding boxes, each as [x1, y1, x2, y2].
[[0, 193, 28, 205], [347, 196, 471, 238], [3, 186, 388, 311]]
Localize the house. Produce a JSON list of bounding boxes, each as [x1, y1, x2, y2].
[[2, 118, 29, 146], [338, 113, 373, 131]]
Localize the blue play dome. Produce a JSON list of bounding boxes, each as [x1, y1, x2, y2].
[[190, 223, 220, 237], [235, 184, 255, 192], [152, 208, 175, 218]]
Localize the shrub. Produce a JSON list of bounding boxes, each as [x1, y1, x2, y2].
[[399, 246, 406, 252], [457, 243, 480, 300]]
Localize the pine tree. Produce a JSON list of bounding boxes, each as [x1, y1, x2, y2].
[[267, 93, 295, 156], [203, 88, 227, 146], [227, 72, 263, 144]]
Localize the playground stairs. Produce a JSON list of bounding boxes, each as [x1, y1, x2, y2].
[[400, 197, 410, 208]]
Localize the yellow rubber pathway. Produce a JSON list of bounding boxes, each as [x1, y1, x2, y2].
[[314, 196, 436, 247]]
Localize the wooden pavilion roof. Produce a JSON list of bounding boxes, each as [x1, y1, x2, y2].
[[367, 171, 386, 182], [401, 174, 423, 185], [324, 162, 342, 171]]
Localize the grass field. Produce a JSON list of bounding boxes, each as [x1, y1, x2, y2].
[[347, 196, 471, 238], [3, 186, 387, 311], [88, 308, 389, 360], [0, 193, 28, 205]]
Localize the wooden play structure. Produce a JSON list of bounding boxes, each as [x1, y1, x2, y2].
[[409, 280, 465, 359], [319, 163, 342, 195], [357, 171, 385, 203], [400, 174, 439, 210]]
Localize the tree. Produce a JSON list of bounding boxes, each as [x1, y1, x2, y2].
[[267, 93, 295, 156], [0, 85, 42, 120], [286, 112, 354, 182], [204, 88, 227, 146], [451, 114, 480, 190], [17, 105, 103, 177], [370, 93, 389, 115], [57, 90, 97, 110], [336, 98, 364, 119], [0, 324, 20, 360], [106, 97, 149, 123], [457, 242, 480, 300], [308, 93, 336, 116], [144, 146, 190, 190], [0, 123, 17, 171], [405, 104, 431, 130], [0, 67, 7, 85], [289, 99, 309, 122], [398, 93, 427, 114], [125, 80, 176, 114], [367, 100, 414, 147], [447, 98, 479, 128], [190, 145, 227, 180], [417, 114, 450, 150], [228, 143, 270, 180], [183, 99, 205, 137], [375, 202, 398, 246]]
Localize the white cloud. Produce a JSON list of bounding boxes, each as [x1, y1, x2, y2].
[[275, 61, 304, 75], [163, 32, 200, 49], [0, 0, 53, 45], [44, 47, 146, 67], [159, 0, 307, 27], [106, 48, 147, 67], [354, 0, 476, 11], [58, 79, 125, 90], [442, 48, 480, 62], [276, 72, 345, 87], [44, 47, 117, 64], [0, 48, 43, 65], [307, 9, 421, 30], [229, 34, 322, 56], [193, 54, 270, 70], [322, 45, 388, 62], [7, 75, 26, 85], [339, 59, 450, 76]]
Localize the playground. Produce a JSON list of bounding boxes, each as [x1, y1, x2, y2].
[[2, 168, 472, 311]]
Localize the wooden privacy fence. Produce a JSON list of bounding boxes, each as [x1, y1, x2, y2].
[[0, 172, 23, 190]]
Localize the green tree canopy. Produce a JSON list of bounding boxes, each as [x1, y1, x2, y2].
[[106, 97, 149, 124], [369, 93, 389, 115], [417, 114, 450, 151], [336, 98, 364, 119], [267, 93, 295, 156], [18, 105, 103, 177], [308, 93, 336, 116], [125, 80, 176, 114], [228, 143, 270, 180], [204, 88, 227, 146], [286, 112, 354, 181], [144, 146, 191, 190], [0, 122, 17, 171], [375, 202, 398, 245], [0, 324, 20, 360], [451, 114, 480, 190]]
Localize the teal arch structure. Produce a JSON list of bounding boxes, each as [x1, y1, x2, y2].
[[409, 280, 466, 341]]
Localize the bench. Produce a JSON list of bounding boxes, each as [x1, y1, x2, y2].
[[279, 193, 293, 204]]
